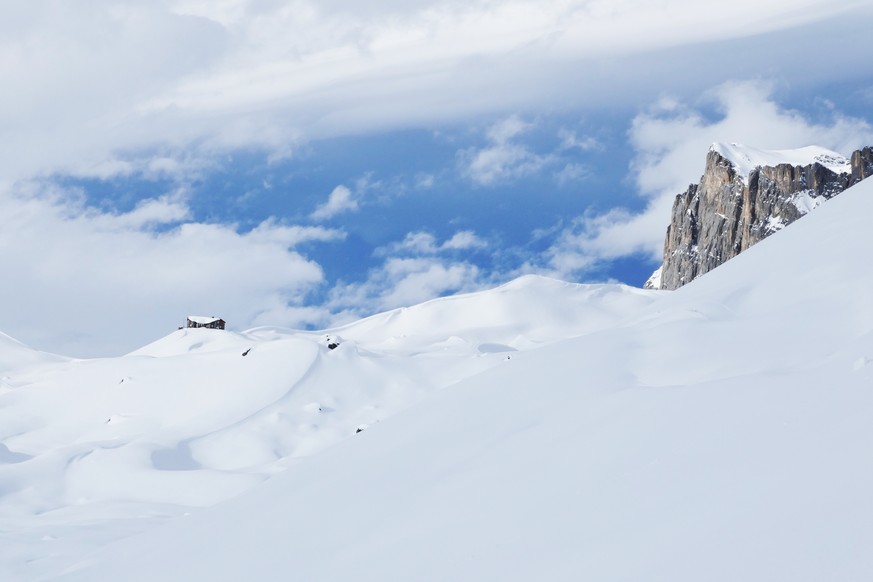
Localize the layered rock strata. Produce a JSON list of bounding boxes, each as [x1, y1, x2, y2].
[[647, 145, 873, 290]]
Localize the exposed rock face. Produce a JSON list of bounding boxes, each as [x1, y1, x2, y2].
[[852, 147, 873, 184], [647, 145, 873, 290]]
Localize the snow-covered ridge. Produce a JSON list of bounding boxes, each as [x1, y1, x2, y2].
[[319, 274, 657, 351], [130, 275, 658, 359], [710, 142, 851, 180]]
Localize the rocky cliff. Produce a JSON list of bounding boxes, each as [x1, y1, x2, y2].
[[646, 143, 873, 290]]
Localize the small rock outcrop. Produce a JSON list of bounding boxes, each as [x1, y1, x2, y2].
[[646, 144, 873, 290]]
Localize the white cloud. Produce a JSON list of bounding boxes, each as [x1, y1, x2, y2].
[[169, 0, 250, 27], [247, 220, 347, 247], [380, 230, 488, 256], [460, 115, 551, 185], [538, 196, 676, 278], [441, 231, 487, 251], [461, 118, 607, 187], [631, 81, 873, 198], [463, 142, 549, 185], [377, 258, 481, 310], [0, 182, 344, 356], [329, 257, 482, 316], [3, 1, 873, 353], [393, 232, 440, 255], [554, 163, 591, 186], [486, 115, 532, 143], [558, 129, 599, 152], [327, 228, 489, 318], [0, 1, 870, 186], [415, 173, 435, 189], [538, 81, 873, 279], [310, 185, 359, 221], [109, 194, 191, 229]]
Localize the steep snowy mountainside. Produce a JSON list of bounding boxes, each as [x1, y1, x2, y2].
[[711, 142, 851, 179], [54, 175, 873, 582]]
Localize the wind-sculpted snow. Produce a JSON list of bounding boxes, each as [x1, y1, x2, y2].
[[322, 275, 658, 351], [3, 179, 873, 579], [44, 177, 873, 581], [0, 276, 659, 579]]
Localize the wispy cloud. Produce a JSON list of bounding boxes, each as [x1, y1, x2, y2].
[[441, 231, 488, 251], [460, 115, 551, 186], [328, 257, 483, 318], [459, 117, 608, 187], [327, 229, 490, 319], [553, 163, 592, 186], [558, 128, 600, 152], [380, 230, 488, 256], [311, 185, 359, 221]]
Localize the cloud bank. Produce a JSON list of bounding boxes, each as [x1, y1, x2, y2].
[[3, 0, 871, 182]]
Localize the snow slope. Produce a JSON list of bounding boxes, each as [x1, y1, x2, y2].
[[0, 278, 659, 579], [314, 275, 657, 352], [2, 175, 872, 580], [43, 171, 873, 581], [711, 142, 851, 179], [0, 332, 64, 377]]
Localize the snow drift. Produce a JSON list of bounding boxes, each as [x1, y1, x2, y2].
[[1, 177, 872, 580]]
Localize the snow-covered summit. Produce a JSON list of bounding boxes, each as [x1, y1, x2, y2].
[[710, 142, 851, 179]]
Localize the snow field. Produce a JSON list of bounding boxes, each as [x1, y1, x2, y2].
[[48, 174, 873, 581], [1, 174, 872, 580], [0, 277, 660, 579]]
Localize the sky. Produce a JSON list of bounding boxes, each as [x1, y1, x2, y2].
[[2, 0, 873, 357]]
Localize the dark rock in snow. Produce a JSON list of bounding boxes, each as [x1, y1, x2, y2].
[[850, 147, 873, 185], [647, 145, 872, 290]]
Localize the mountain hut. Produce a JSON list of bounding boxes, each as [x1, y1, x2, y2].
[[186, 316, 226, 330]]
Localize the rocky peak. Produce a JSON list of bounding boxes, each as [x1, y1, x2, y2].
[[646, 144, 873, 290]]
